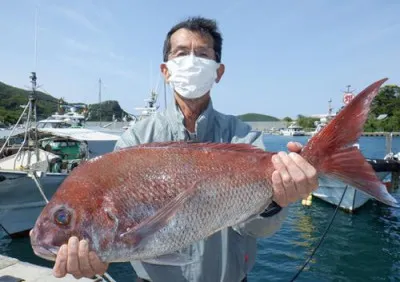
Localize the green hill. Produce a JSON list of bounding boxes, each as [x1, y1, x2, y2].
[[0, 81, 59, 124], [87, 100, 131, 122], [237, 113, 280, 122], [0, 81, 130, 125]]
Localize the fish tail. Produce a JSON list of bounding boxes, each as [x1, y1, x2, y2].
[[301, 78, 398, 207]]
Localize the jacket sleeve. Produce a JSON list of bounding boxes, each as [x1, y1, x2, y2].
[[114, 126, 141, 150], [114, 116, 164, 150], [231, 127, 289, 238]]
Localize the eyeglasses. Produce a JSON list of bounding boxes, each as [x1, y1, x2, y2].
[[168, 46, 217, 60]]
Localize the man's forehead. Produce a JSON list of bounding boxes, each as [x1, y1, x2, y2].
[[170, 28, 213, 48]]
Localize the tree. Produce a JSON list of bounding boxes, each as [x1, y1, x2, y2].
[[296, 114, 319, 129], [364, 85, 400, 132]]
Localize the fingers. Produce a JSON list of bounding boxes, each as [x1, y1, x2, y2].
[[52, 237, 109, 279], [53, 244, 68, 278], [271, 151, 318, 206], [288, 152, 318, 192], [67, 237, 83, 279], [287, 141, 303, 153], [271, 169, 288, 207], [79, 240, 96, 277], [272, 152, 299, 205]]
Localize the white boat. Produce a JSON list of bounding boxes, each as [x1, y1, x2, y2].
[[122, 90, 159, 130], [0, 132, 119, 235], [36, 105, 88, 129], [0, 73, 120, 236], [280, 123, 305, 136]]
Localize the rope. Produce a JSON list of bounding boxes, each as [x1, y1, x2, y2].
[[289, 185, 349, 282], [0, 222, 11, 237], [30, 171, 49, 204]]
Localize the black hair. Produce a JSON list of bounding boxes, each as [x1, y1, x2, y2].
[[163, 16, 223, 63]]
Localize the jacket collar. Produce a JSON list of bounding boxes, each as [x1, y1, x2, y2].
[[166, 99, 216, 141]]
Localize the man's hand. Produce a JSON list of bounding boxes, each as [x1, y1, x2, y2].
[[271, 141, 318, 207], [52, 236, 109, 279]]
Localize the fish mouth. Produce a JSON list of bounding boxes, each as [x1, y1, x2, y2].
[[31, 245, 59, 261]]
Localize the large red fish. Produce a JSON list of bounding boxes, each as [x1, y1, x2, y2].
[[30, 78, 398, 263]]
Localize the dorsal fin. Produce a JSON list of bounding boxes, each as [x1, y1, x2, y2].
[[134, 141, 266, 154]]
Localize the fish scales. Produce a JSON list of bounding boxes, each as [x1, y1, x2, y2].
[[105, 149, 273, 261]]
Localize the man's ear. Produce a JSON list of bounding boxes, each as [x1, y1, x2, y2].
[[216, 64, 225, 83], [160, 63, 169, 81]]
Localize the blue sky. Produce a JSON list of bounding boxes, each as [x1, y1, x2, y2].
[[0, 0, 399, 119]]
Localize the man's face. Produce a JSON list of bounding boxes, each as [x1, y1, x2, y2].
[[161, 28, 224, 83]]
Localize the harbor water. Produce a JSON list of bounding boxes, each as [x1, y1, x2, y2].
[[1, 135, 399, 282]]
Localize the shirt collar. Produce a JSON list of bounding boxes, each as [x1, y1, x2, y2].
[[166, 99, 216, 141]]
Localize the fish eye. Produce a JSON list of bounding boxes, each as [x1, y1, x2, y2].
[[54, 208, 71, 226]]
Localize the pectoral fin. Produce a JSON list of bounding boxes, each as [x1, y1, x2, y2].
[[120, 179, 201, 244]]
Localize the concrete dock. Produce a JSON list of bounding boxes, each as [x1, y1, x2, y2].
[[0, 255, 97, 282]]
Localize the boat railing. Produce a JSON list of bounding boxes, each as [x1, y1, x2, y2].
[[13, 111, 34, 170], [0, 102, 30, 158]]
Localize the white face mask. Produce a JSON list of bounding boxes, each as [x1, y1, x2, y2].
[[166, 54, 220, 99]]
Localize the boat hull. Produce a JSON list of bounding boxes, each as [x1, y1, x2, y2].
[[281, 131, 305, 136], [312, 171, 390, 212], [0, 171, 67, 235]]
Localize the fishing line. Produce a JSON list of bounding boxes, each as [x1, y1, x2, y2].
[[0, 222, 11, 237], [289, 185, 348, 282]]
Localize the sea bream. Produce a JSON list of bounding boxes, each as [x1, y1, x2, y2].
[[30, 78, 398, 264]]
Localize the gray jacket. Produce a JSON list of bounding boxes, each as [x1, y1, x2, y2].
[[114, 101, 288, 282]]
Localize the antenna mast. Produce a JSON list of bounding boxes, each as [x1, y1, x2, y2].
[[328, 98, 332, 116], [98, 78, 102, 125], [33, 6, 38, 71]]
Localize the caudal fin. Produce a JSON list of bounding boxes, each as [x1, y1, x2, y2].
[[301, 78, 398, 207]]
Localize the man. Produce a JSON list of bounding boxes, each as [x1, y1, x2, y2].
[[50, 17, 318, 281]]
